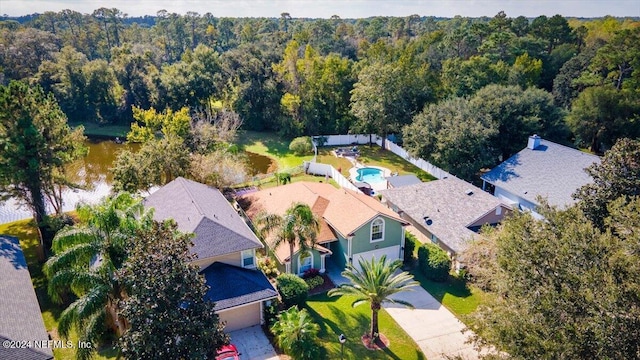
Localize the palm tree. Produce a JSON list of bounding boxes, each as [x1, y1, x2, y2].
[[43, 192, 153, 360], [328, 255, 419, 343], [270, 306, 320, 360], [256, 202, 320, 273]]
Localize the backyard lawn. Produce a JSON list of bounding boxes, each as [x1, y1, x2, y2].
[[237, 130, 314, 169], [0, 219, 118, 360], [237, 131, 437, 181], [306, 293, 426, 360]]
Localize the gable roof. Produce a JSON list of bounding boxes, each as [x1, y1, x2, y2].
[[385, 174, 422, 188], [379, 178, 509, 254], [241, 182, 406, 238], [144, 177, 262, 259], [481, 139, 600, 208], [0, 236, 53, 360], [201, 262, 277, 311]]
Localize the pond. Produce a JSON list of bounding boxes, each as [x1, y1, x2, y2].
[[0, 140, 276, 224], [245, 151, 275, 175]]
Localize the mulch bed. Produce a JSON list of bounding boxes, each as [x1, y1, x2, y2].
[[361, 333, 390, 350], [308, 274, 336, 296]]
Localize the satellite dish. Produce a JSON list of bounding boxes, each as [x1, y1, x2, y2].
[[423, 216, 433, 226]]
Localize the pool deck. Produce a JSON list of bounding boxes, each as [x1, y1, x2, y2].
[[349, 165, 392, 192]]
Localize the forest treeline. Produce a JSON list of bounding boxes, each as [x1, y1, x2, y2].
[[1, 9, 639, 180]]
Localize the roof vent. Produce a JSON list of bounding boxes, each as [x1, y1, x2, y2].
[[423, 216, 433, 226], [465, 189, 474, 196], [528, 134, 541, 150]]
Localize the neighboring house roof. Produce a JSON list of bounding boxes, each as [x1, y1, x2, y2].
[[379, 178, 509, 254], [0, 236, 53, 360], [201, 262, 278, 311], [145, 177, 263, 259], [481, 138, 600, 208], [385, 174, 422, 188], [242, 182, 407, 238]]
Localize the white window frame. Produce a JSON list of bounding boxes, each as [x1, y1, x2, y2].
[[298, 251, 313, 275], [370, 217, 385, 243], [241, 249, 255, 268]]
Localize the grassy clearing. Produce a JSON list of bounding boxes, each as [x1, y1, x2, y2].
[[410, 269, 488, 318], [0, 219, 117, 360], [306, 293, 426, 360], [237, 131, 437, 181], [237, 131, 314, 169], [257, 174, 340, 189], [70, 122, 131, 139]]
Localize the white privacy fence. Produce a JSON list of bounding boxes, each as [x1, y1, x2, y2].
[[375, 138, 453, 180], [303, 161, 361, 192], [313, 134, 382, 146]]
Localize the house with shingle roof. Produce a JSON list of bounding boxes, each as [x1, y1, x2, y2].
[[481, 135, 600, 218], [144, 177, 277, 332], [0, 235, 53, 360], [379, 177, 512, 259], [240, 182, 409, 274]]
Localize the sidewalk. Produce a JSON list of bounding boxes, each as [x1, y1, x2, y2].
[[384, 287, 481, 360]]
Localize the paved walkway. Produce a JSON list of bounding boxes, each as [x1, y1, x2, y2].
[[228, 325, 279, 360], [384, 287, 481, 360], [327, 262, 482, 360]]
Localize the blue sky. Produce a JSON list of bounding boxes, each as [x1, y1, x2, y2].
[[1, 0, 638, 18]]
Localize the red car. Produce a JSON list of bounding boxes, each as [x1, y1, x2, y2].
[[215, 344, 241, 360]]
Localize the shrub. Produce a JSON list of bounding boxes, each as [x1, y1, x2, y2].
[[417, 243, 451, 282], [276, 273, 310, 308], [263, 299, 281, 329], [404, 232, 417, 264], [302, 268, 320, 279], [304, 275, 325, 290], [271, 307, 321, 360], [258, 257, 281, 279], [289, 136, 313, 155]]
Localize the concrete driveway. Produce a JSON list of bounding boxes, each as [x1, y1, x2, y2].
[[228, 325, 279, 360], [384, 287, 482, 360]]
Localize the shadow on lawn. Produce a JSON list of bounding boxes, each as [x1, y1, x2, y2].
[[411, 268, 473, 303]]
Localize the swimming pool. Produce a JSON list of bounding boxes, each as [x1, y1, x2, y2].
[[356, 167, 385, 183]]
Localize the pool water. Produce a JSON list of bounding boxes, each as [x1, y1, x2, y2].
[[356, 167, 385, 183]]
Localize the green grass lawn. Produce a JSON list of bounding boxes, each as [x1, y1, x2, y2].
[[237, 131, 438, 181], [410, 268, 490, 319], [306, 293, 426, 360], [70, 122, 131, 138], [237, 130, 314, 169], [0, 219, 117, 360]]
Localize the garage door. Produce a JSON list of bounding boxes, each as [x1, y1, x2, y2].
[[218, 302, 261, 332], [353, 245, 401, 272]]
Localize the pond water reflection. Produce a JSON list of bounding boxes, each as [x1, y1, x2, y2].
[[0, 140, 275, 224]]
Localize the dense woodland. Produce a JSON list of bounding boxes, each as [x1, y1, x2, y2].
[[1, 10, 639, 180]]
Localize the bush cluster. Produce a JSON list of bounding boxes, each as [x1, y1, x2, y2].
[[304, 275, 325, 289], [289, 136, 314, 155], [258, 257, 280, 279], [404, 232, 417, 264], [276, 273, 310, 308], [417, 243, 451, 282]]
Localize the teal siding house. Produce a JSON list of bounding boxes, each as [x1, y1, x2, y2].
[[241, 182, 408, 275]]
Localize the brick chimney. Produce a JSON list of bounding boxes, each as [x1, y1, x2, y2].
[[527, 134, 541, 150]]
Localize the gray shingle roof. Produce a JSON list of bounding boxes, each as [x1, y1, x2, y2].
[[385, 174, 422, 188], [379, 178, 508, 254], [201, 262, 278, 311], [0, 236, 53, 359], [144, 177, 263, 259], [481, 139, 600, 208]]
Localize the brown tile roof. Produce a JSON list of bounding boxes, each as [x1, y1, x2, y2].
[[240, 182, 407, 260]]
